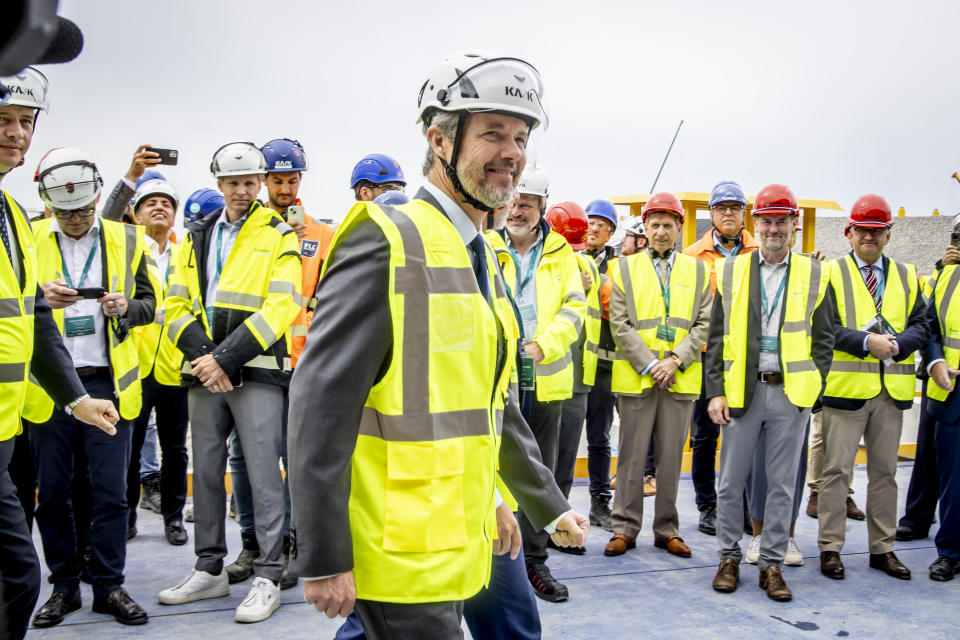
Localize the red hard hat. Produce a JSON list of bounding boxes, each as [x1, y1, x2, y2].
[[545, 201, 588, 250], [846, 194, 892, 234], [641, 192, 684, 224], [753, 183, 799, 216]]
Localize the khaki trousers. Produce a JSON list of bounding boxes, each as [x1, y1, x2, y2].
[[612, 388, 693, 539], [818, 390, 904, 554], [806, 411, 854, 495]]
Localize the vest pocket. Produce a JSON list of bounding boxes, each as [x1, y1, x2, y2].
[[382, 439, 469, 552]]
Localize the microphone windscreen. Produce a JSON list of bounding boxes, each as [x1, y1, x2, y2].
[[36, 16, 83, 65]]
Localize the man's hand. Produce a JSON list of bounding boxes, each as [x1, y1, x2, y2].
[[931, 361, 960, 392], [708, 395, 730, 425], [71, 397, 119, 435], [98, 292, 127, 318], [942, 245, 960, 266], [41, 279, 81, 309], [304, 571, 356, 619], [190, 354, 232, 392], [524, 342, 545, 364], [288, 218, 309, 239], [124, 144, 162, 183], [649, 358, 678, 390], [866, 333, 899, 360], [493, 502, 522, 559], [811, 249, 826, 262], [580, 270, 593, 293], [550, 511, 589, 548]]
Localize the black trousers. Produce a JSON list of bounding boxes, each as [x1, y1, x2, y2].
[[556, 392, 588, 498], [0, 437, 41, 640], [354, 599, 465, 640], [585, 360, 616, 499], [519, 398, 563, 566], [126, 375, 189, 527], [900, 391, 939, 531], [690, 355, 720, 511], [8, 429, 34, 530]]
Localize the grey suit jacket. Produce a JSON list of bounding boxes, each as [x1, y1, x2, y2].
[[101, 179, 133, 223], [287, 187, 570, 579]]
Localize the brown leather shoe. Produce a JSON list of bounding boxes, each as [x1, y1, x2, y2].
[[820, 551, 845, 580], [604, 534, 636, 557], [846, 496, 866, 520], [643, 475, 657, 497], [712, 558, 739, 592], [869, 552, 911, 580], [654, 535, 691, 558], [759, 565, 792, 601], [805, 492, 818, 518]]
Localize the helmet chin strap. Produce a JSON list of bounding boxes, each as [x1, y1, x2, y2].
[[715, 225, 742, 243], [440, 111, 494, 214]]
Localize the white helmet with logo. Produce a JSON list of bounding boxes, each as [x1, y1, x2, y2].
[[210, 142, 267, 178], [0, 66, 49, 111], [517, 166, 549, 199], [623, 216, 646, 237], [417, 50, 548, 130], [134, 179, 179, 213], [35, 147, 102, 210]]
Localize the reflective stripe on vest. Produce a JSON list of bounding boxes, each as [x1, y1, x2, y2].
[[577, 253, 602, 386], [825, 254, 918, 402], [928, 265, 960, 402]]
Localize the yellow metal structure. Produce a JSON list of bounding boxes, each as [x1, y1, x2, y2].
[[610, 192, 843, 253]]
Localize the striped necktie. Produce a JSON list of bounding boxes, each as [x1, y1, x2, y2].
[[0, 198, 10, 265], [658, 259, 670, 290], [862, 265, 881, 309]]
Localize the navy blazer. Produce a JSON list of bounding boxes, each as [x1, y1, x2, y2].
[[923, 274, 960, 424]]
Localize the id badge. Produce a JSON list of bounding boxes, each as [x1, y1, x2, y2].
[[656, 323, 676, 342], [760, 335, 779, 354], [64, 315, 95, 338], [205, 305, 215, 329], [156, 309, 165, 326], [519, 341, 535, 391]]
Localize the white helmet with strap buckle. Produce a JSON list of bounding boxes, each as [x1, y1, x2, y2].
[[35, 147, 102, 210], [517, 166, 549, 199], [210, 142, 267, 178], [134, 179, 179, 213], [0, 66, 49, 111], [624, 216, 646, 237], [417, 51, 548, 130]]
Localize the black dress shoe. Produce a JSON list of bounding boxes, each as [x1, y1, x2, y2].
[[548, 537, 586, 555], [929, 555, 960, 582], [699, 506, 717, 536], [32, 590, 81, 628], [165, 520, 189, 546], [526, 563, 568, 602], [92, 587, 148, 625], [895, 524, 929, 541], [820, 551, 845, 580], [127, 524, 137, 541], [869, 552, 911, 580]]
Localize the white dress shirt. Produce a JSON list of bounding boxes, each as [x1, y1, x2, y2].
[[758, 250, 790, 373]]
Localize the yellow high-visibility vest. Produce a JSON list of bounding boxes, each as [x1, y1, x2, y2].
[[132, 239, 184, 386], [0, 192, 39, 440], [329, 198, 518, 603], [576, 252, 602, 386], [825, 254, 918, 402], [928, 265, 960, 402], [716, 252, 829, 409], [610, 252, 708, 395]]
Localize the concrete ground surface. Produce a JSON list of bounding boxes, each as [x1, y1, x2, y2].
[[26, 464, 959, 639]]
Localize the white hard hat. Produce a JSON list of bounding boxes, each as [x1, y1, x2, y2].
[[35, 147, 102, 210], [624, 216, 646, 237], [517, 166, 549, 199], [210, 142, 267, 178], [0, 66, 49, 111], [134, 179, 179, 213], [416, 50, 548, 130]]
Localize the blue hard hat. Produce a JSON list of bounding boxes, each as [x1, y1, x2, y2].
[[585, 199, 618, 228], [709, 181, 748, 208], [350, 153, 406, 188], [184, 188, 224, 222], [261, 138, 309, 173], [135, 169, 166, 190], [374, 191, 411, 207]]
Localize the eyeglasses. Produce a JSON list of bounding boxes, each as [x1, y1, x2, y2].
[[376, 183, 404, 193], [54, 206, 96, 219], [850, 226, 888, 237], [711, 205, 745, 215]]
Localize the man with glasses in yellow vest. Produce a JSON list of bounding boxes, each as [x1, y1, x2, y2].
[[604, 192, 710, 559], [707, 183, 835, 602], [816, 195, 926, 581], [288, 51, 588, 638]]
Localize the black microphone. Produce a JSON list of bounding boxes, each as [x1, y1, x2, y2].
[[36, 16, 83, 64]]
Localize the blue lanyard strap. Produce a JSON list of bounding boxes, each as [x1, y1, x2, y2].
[[508, 239, 542, 295], [60, 228, 99, 289], [214, 224, 225, 284], [759, 266, 787, 324]]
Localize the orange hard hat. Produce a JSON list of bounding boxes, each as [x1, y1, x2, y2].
[[641, 192, 684, 224], [545, 201, 588, 250], [753, 183, 799, 216], [845, 194, 892, 234]]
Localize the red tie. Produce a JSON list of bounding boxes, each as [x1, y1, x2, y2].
[[862, 265, 881, 309]]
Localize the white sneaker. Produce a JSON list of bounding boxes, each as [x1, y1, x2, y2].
[[235, 577, 281, 623], [784, 537, 804, 566], [745, 535, 761, 564], [158, 569, 229, 604]]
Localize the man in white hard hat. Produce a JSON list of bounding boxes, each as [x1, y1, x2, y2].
[[620, 217, 647, 256], [288, 51, 588, 638], [158, 142, 302, 624]]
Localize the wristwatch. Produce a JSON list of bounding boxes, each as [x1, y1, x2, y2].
[[64, 393, 90, 416], [670, 353, 683, 369]]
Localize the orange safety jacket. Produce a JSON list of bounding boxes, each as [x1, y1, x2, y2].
[[682, 227, 759, 295]]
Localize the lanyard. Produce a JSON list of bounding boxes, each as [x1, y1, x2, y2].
[[508, 240, 542, 297], [60, 228, 99, 289], [214, 224, 226, 284], [759, 266, 787, 324]]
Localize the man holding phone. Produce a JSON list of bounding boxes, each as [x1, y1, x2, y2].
[[24, 147, 158, 627], [101, 144, 175, 223]]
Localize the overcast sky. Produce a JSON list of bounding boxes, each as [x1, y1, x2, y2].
[[5, 0, 960, 231]]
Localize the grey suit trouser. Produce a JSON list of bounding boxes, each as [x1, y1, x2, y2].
[[189, 381, 285, 581], [716, 381, 809, 570]]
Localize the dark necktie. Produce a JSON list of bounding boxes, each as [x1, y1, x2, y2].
[[469, 234, 490, 302], [862, 265, 881, 309], [0, 199, 10, 267]]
